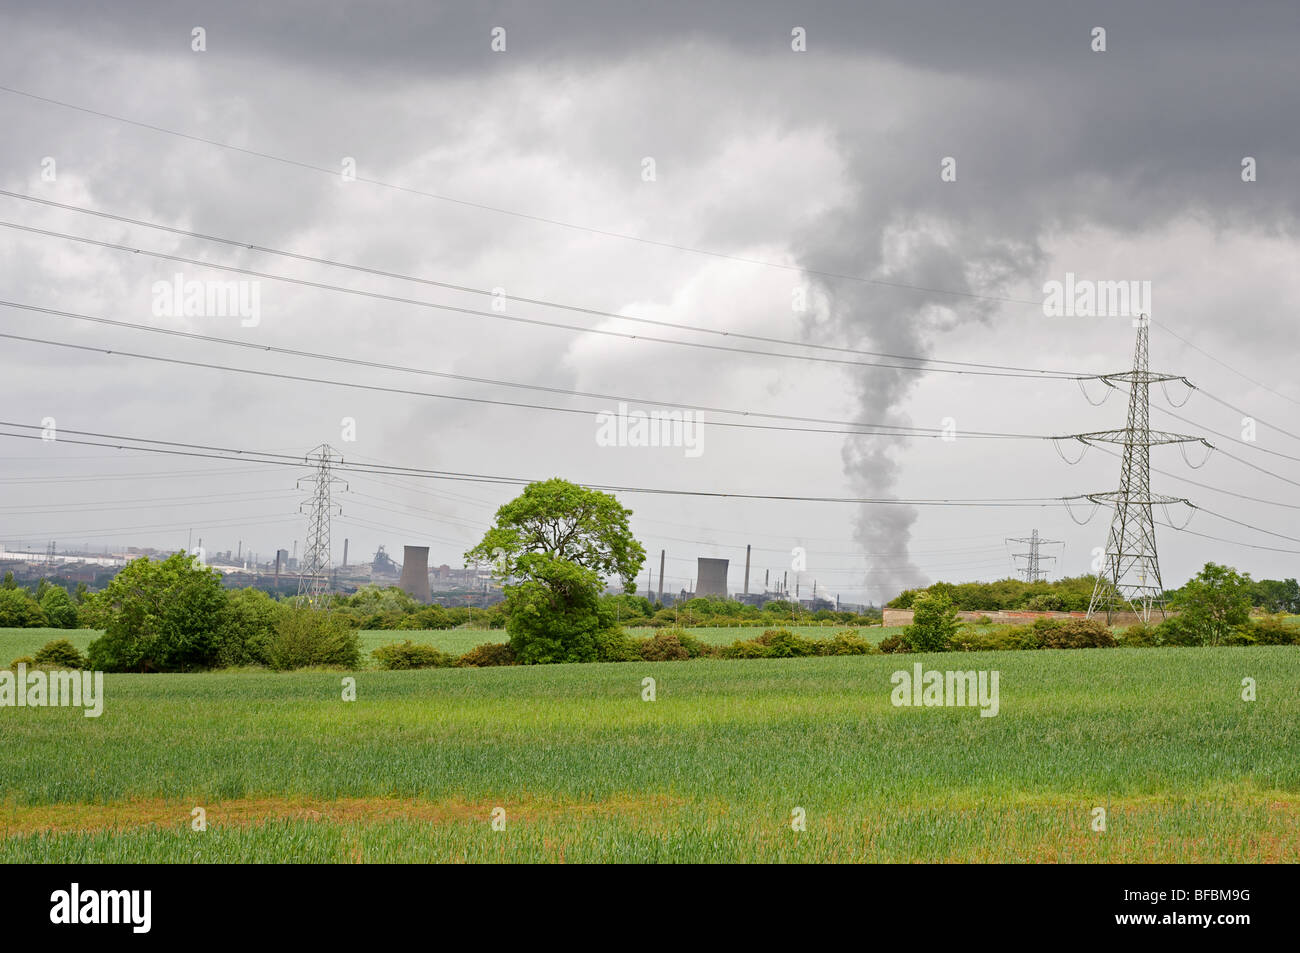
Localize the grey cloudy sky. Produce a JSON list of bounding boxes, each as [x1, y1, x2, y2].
[[1, 1, 1297, 602]]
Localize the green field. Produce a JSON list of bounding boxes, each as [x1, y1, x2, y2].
[[2, 638, 1297, 862], [1, 628, 99, 663]]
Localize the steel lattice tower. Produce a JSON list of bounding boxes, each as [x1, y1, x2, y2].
[[1078, 319, 1204, 622], [1006, 529, 1061, 582], [296, 444, 346, 609]]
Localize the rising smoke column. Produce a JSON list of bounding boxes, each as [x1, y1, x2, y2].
[[802, 218, 1034, 604]]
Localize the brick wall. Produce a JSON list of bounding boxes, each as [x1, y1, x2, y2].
[[882, 608, 1153, 627]]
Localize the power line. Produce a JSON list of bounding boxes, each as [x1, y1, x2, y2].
[[348, 481, 1013, 565], [0, 514, 301, 543], [0, 219, 1087, 381], [0, 491, 297, 515], [1088, 442, 1300, 511], [0, 423, 1070, 506], [345, 462, 1020, 547], [1190, 386, 1300, 444], [1151, 402, 1300, 465], [347, 458, 1021, 545], [1152, 318, 1300, 409], [0, 327, 1056, 442], [0, 465, 272, 485], [0, 189, 1084, 377], [0, 85, 1046, 309], [1158, 519, 1300, 555], [1192, 504, 1300, 547], [0, 301, 1055, 440]]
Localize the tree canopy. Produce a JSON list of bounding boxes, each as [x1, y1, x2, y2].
[[467, 479, 646, 664]]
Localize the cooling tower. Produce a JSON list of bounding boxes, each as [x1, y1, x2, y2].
[[696, 557, 729, 598], [398, 545, 431, 602]]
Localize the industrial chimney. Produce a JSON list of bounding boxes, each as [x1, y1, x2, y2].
[[398, 545, 432, 602]]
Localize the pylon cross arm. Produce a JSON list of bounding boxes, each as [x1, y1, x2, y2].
[[1098, 371, 1187, 385], [1077, 491, 1189, 506], [1074, 430, 1205, 446]]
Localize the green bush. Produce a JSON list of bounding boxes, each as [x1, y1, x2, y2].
[[819, 631, 876, 655], [395, 605, 454, 630], [755, 629, 819, 658], [1032, 618, 1117, 649], [1116, 622, 1155, 647], [1155, 615, 1203, 647], [639, 631, 691, 661], [268, 610, 361, 671], [1003, 625, 1044, 650], [720, 638, 771, 659], [593, 629, 641, 662], [32, 639, 85, 669], [372, 639, 457, 670], [358, 610, 409, 631], [878, 634, 909, 654], [1248, 614, 1300, 646], [217, 588, 286, 667], [662, 629, 716, 658], [459, 642, 516, 667], [903, 593, 957, 653], [8, 656, 34, 669], [948, 628, 1003, 651]]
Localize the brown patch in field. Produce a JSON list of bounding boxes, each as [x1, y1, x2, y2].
[[0, 792, 688, 837]]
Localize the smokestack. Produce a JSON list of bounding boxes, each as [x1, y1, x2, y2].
[[783, 570, 788, 596], [274, 550, 281, 583], [744, 544, 751, 595], [342, 538, 349, 569], [657, 549, 665, 602], [398, 545, 432, 602], [237, 540, 242, 560]]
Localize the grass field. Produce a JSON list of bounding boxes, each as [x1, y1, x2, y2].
[[2, 637, 1297, 862], [1, 628, 98, 663]]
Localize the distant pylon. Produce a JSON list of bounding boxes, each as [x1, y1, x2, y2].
[[1072, 318, 1205, 622], [1006, 529, 1061, 582], [296, 444, 347, 609]]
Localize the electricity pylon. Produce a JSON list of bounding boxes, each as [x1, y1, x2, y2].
[[296, 444, 346, 609], [1006, 529, 1061, 582], [1069, 318, 1205, 622]]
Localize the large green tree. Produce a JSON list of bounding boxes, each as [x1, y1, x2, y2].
[[1251, 577, 1300, 614], [0, 588, 47, 628], [86, 552, 232, 672], [1171, 562, 1254, 647], [38, 584, 79, 629], [467, 479, 645, 664]]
